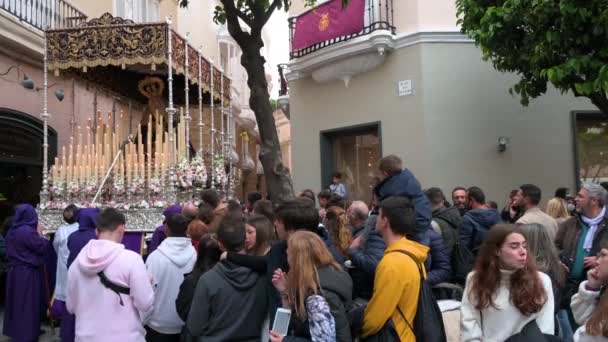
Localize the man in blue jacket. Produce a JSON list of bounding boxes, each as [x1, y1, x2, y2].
[[373, 155, 432, 244], [459, 186, 501, 253]]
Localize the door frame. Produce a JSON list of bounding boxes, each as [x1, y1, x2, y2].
[[571, 110, 608, 191], [319, 121, 382, 190]]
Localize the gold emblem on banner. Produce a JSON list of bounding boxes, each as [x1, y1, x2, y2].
[[319, 13, 330, 31]]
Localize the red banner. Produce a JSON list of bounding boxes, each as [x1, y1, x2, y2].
[[292, 0, 365, 52]]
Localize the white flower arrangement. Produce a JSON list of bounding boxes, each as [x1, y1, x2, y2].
[[190, 155, 208, 188], [128, 177, 145, 196], [212, 156, 228, 190], [67, 180, 80, 198], [175, 158, 193, 190], [149, 176, 165, 208], [48, 179, 66, 210]]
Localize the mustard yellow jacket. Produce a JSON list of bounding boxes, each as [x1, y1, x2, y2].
[[362, 237, 429, 342]]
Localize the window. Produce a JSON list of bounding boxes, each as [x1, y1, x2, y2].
[[574, 112, 608, 184], [116, 0, 160, 22], [320, 122, 381, 204]]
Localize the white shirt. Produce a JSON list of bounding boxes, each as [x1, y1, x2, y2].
[[53, 222, 79, 301], [460, 270, 555, 342], [571, 281, 608, 342]]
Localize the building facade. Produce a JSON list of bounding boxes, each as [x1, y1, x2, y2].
[[285, 0, 598, 204], [0, 0, 282, 213]]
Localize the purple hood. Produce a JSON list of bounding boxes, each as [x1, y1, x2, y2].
[[11, 204, 38, 230], [76, 208, 100, 231]]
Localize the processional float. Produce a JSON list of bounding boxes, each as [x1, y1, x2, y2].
[[37, 13, 236, 235]]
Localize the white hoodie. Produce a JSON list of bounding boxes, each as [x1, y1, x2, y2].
[[145, 237, 196, 334], [66, 239, 154, 342]]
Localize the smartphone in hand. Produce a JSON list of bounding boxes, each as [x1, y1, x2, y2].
[[271, 308, 291, 336]]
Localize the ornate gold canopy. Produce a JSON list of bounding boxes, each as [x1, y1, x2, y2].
[[46, 13, 230, 103]]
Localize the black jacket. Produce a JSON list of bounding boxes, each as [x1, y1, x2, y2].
[[175, 269, 203, 342], [186, 260, 267, 341], [285, 266, 353, 342], [432, 206, 462, 255], [347, 215, 386, 300]]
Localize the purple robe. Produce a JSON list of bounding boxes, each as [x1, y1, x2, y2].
[[3, 204, 48, 342], [147, 205, 182, 254], [63, 208, 99, 342]]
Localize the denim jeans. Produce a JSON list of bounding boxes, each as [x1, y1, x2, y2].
[[557, 309, 574, 342]]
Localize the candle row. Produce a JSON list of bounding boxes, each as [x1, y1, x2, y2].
[[51, 111, 176, 188]]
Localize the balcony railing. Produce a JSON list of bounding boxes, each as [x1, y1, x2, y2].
[[1, 0, 87, 30], [289, 0, 395, 59]]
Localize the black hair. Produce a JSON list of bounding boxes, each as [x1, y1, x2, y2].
[[600, 183, 608, 193], [425, 187, 446, 206], [167, 214, 188, 237], [253, 199, 275, 222], [275, 198, 319, 232], [554, 187, 569, 199], [63, 204, 78, 224], [200, 189, 220, 209], [467, 186, 486, 204], [246, 192, 263, 206], [217, 216, 246, 252], [520, 184, 541, 205], [299, 189, 316, 206], [487, 201, 498, 210], [332, 172, 342, 180], [452, 186, 467, 195], [379, 196, 416, 236], [327, 194, 345, 209], [97, 208, 126, 233], [193, 234, 221, 274], [228, 200, 242, 213], [197, 203, 215, 225], [317, 190, 331, 200]]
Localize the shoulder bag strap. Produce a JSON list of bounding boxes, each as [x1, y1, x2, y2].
[[386, 250, 424, 335], [97, 271, 130, 306]]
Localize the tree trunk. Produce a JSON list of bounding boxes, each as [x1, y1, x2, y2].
[[239, 37, 295, 203], [590, 93, 608, 114]]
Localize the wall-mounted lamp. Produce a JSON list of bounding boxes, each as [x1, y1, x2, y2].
[[36, 83, 65, 102], [1, 65, 64, 101], [498, 136, 510, 152]]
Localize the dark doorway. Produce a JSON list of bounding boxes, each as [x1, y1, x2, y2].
[[0, 109, 57, 221], [320, 122, 382, 204]]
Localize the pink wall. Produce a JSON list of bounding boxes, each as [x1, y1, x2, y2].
[[0, 52, 144, 155]]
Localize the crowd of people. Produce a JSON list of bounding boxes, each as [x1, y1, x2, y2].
[[2, 154, 608, 342]]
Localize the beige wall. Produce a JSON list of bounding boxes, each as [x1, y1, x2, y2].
[[177, 0, 220, 62], [289, 42, 595, 202], [70, 0, 113, 20]]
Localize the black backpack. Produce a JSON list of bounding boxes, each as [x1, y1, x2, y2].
[[451, 228, 477, 285], [388, 250, 447, 342]]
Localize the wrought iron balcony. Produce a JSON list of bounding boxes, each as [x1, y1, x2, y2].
[[289, 0, 395, 59], [1, 0, 87, 30]]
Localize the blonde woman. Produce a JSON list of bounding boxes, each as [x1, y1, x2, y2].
[[324, 206, 352, 258], [270, 231, 352, 342], [546, 197, 571, 224]]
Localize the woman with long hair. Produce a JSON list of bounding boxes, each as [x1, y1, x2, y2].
[[460, 224, 555, 341], [270, 231, 352, 342], [520, 223, 566, 289], [546, 198, 572, 225], [324, 206, 352, 258], [245, 215, 274, 256], [571, 240, 608, 341], [175, 234, 222, 341]]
